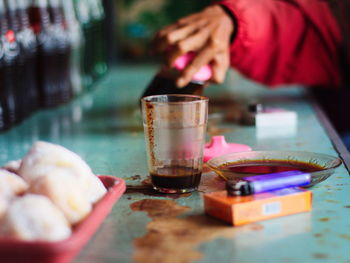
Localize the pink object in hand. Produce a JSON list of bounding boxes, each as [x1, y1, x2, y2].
[[203, 136, 252, 162], [174, 52, 212, 82]]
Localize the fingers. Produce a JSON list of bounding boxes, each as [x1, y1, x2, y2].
[[210, 50, 230, 84], [178, 26, 211, 52], [154, 24, 178, 52], [176, 44, 216, 87], [153, 5, 235, 87], [166, 27, 211, 66], [155, 18, 207, 53], [176, 38, 230, 87], [176, 13, 200, 26], [165, 23, 200, 45]]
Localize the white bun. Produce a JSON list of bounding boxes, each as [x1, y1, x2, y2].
[[1, 194, 71, 241], [0, 169, 28, 218], [29, 172, 92, 225], [2, 159, 22, 174], [19, 141, 106, 203]]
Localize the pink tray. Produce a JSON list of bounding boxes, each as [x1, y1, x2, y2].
[[0, 175, 126, 263]]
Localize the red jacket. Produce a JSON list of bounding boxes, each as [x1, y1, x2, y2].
[[217, 0, 346, 87]]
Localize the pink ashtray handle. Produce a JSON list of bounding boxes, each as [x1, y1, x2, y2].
[[205, 136, 229, 148], [204, 136, 252, 162]]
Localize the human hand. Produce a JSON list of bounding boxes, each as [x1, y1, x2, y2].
[[154, 5, 234, 87]]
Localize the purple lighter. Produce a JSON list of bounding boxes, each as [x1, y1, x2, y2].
[[226, 170, 311, 196]]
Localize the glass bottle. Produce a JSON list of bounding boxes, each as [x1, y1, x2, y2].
[[48, 0, 72, 104], [62, 0, 83, 96], [29, 0, 57, 107], [0, 0, 21, 125], [88, 0, 107, 80], [74, 0, 93, 90], [0, 0, 8, 130], [8, 0, 39, 117], [29, 0, 71, 107]]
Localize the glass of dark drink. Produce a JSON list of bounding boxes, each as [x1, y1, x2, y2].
[[141, 94, 208, 193]]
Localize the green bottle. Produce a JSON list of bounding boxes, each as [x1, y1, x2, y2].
[[74, 0, 93, 90], [88, 0, 107, 81], [62, 0, 83, 96]]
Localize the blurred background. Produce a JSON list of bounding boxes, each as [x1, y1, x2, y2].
[[113, 0, 211, 61], [0, 0, 212, 132], [4, 0, 346, 151]]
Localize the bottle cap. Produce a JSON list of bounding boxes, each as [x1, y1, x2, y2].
[[203, 136, 252, 162], [174, 52, 212, 82]]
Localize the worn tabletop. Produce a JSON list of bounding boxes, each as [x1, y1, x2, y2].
[[0, 65, 349, 263]]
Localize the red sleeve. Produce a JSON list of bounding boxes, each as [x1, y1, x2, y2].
[[216, 0, 342, 87]]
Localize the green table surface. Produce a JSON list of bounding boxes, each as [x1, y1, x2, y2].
[[1, 65, 349, 263]]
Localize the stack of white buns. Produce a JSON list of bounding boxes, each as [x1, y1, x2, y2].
[[0, 141, 107, 241]]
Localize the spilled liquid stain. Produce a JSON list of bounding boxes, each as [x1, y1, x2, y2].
[[130, 199, 190, 218], [313, 253, 328, 259], [124, 174, 142, 182], [125, 170, 224, 200], [339, 234, 350, 241], [325, 200, 339, 204], [198, 172, 226, 193], [126, 177, 192, 199], [131, 199, 237, 263], [141, 176, 152, 186], [319, 218, 330, 222], [126, 184, 192, 199], [249, 224, 264, 231]]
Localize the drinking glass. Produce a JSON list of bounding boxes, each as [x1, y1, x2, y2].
[[141, 94, 208, 193]]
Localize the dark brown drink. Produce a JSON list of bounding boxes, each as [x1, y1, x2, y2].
[[219, 160, 324, 175], [150, 166, 202, 192]]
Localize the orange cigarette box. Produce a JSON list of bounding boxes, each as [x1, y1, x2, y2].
[[203, 188, 312, 226]]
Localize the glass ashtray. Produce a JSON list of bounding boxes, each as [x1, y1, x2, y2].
[[207, 151, 342, 187]]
